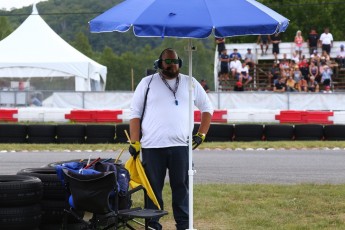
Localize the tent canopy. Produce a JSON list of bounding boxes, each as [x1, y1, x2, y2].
[[0, 4, 107, 91]]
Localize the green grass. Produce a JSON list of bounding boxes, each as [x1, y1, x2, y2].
[[0, 141, 345, 151], [130, 184, 345, 230]]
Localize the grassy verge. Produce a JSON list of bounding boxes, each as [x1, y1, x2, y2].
[[130, 184, 345, 230], [0, 141, 345, 151]]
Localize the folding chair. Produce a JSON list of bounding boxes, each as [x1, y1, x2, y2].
[[62, 169, 168, 230]]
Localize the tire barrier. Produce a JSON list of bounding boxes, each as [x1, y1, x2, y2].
[[4, 123, 345, 143], [115, 123, 130, 143], [234, 124, 264, 141], [56, 124, 85, 144], [205, 124, 234, 142], [85, 124, 116, 144], [294, 124, 324, 141], [0, 175, 42, 230], [0, 124, 27, 143], [264, 124, 294, 141], [324, 124, 345, 141], [27, 124, 57, 143]]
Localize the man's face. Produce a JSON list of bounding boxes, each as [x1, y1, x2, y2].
[[161, 50, 180, 79]]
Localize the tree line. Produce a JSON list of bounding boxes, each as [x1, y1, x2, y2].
[[0, 0, 344, 91]]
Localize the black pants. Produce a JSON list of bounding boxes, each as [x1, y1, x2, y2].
[[322, 44, 331, 55], [142, 146, 189, 230]]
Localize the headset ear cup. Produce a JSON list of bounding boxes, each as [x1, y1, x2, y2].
[[178, 58, 182, 68], [158, 59, 162, 69]]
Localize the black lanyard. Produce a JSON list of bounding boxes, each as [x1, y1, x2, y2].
[[160, 74, 179, 105]]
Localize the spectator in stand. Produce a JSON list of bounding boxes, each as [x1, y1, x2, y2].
[[285, 75, 297, 92], [268, 60, 281, 87], [307, 27, 319, 55], [279, 53, 290, 79], [271, 33, 281, 61], [219, 49, 230, 81], [237, 61, 253, 86], [336, 44, 345, 68], [310, 49, 321, 64], [298, 56, 309, 79], [292, 65, 303, 85], [229, 48, 242, 61], [320, 50, 331, 66], [234, 81, 244, 91], [294, 30, 304, 59], [200, 79, 210, 93], [215, 37, 226, 56], [257, 35, 270, 56], [320, 64, 333, 90], [319, 27, 333, 55], [308, 76, 319, 92], [309, 61, 319, 82], [273, 77, 286, 92], [229, 55, 242, 79], [291, 52, 300, 64], [244, 48, 256, 68], [298, 77, 308, 92]]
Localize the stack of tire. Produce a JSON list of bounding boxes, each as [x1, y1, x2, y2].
[[16, 167, 79, 229], [0, 175, 42, 230]]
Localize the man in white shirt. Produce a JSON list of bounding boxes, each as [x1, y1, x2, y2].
[[229, 55, 242, 78], [336, 44, 345, 68], [129, 48, 213, 230], [237, 61, 252, 86], [319, 27, 333, 55]]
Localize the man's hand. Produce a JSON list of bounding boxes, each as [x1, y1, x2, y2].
[[129, 141, 141, 158], [192, 132, 206, 150]]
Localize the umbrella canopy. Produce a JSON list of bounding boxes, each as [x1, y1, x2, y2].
[[125, 156, 161, 210], [89, 0, 289, 38], [89, 1, 289, 228]]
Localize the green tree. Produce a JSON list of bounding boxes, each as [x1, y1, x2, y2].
[[71, 31, 93, 57], [0, 17, 12, 40]]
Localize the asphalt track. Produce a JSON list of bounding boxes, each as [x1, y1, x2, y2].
[[1, 149, 345, 184]]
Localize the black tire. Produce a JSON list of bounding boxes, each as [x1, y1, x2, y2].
[[264, 124, 294, 141], [0, 204, 41, 230], [85, 124, 116, 143], [324, 125, 345, 140], [0, 124, 27, 143], [115, 124, 130, 143], [234, 124, 264, 141], [27, 124, 57, 143], [41, 200, 84, 224], [0, 175, 42, 206], [294, 124, 324, 140], [205, 124, 234, 142], [56, 125, 86, 144], [17, 168, 65, 200]]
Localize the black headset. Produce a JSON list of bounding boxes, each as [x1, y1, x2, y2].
[[154, 48, 183, 69]]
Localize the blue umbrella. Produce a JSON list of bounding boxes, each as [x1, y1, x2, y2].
[[89, 1, 289, 228]]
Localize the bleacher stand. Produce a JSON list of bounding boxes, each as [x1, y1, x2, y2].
[[214, 41, 345, 92]]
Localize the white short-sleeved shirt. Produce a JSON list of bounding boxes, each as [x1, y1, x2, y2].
[[130, 73, 213, 148], [320, 33, 333, 45]]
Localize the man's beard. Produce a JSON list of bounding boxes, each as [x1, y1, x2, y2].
[[162, 67, 179, 79]]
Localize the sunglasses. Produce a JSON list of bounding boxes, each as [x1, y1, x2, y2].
[[163, 59, 179, 64]]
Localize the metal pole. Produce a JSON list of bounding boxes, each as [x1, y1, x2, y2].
[[187, 38, 196, 230]]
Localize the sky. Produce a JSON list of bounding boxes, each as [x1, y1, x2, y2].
[[0, 0, 47, 11]]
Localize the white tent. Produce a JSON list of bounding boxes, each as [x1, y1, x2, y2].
[[0, 4, 107, 91]]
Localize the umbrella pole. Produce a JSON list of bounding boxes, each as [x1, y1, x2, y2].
[[187, 38, 196, 230]]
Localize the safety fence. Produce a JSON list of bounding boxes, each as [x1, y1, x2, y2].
[[0, 108, 344, 124]]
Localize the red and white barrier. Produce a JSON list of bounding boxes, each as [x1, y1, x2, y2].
[[1, 108, 344, 124]]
